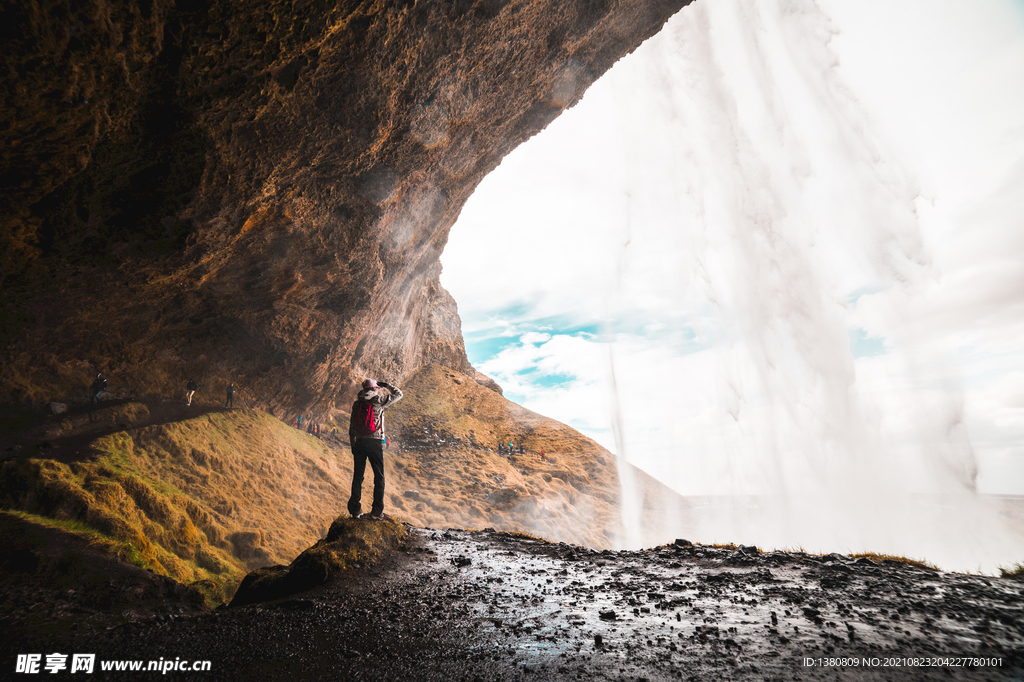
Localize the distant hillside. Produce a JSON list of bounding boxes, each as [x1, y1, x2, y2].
[[381, 364, 686, 549]]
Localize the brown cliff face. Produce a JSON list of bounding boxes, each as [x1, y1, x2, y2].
[[0, 0, 692, 418]]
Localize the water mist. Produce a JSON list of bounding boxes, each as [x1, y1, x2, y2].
[[600, 0, 1021, 573], [441, 0, 1024, 573]]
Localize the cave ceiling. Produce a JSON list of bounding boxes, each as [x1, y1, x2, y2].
[[0, 0, 691, 416]]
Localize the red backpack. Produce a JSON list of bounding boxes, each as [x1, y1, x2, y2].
[[351, 400, 376, 438]]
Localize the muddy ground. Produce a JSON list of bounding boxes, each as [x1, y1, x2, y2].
[[3, 526, 1022, 680]]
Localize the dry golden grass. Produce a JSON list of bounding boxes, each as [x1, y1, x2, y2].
[[0, 408, 367, 605], [495, 529, 555, 543], [850, 552, 939, 571]]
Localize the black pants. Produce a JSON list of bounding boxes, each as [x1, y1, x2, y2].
[[348, 439, 385, 516]]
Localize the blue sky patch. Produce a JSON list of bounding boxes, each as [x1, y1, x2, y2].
[[463, 316, 602, 367], [514, 367, 575, 388], [463, 334, 518, 366], [849, 327, 887, 358], [846, 286, 884, 306]]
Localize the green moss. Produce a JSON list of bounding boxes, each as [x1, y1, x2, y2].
[[3, 509, 111, 542], [0, 443, 245, 608], [999, 562, 1024, 580], [230, 515, 408, 606], [0, 408, 369, 608], [2, 510, 154, 573]]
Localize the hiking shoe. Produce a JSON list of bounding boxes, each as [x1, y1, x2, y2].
[[366, 512, 386, 521], [351, 512, 364, 519]]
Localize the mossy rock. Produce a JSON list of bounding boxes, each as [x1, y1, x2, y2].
[[229, 565, 294, 607], [229, 515, 407, 607]]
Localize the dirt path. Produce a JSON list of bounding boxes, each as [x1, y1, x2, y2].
[[4, 528, 1021, 680], [1, 398, 246, 464]]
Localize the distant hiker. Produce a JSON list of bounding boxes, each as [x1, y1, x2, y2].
[[498, 443, 504, 455], [540, 449, 546, 461], [90, 373, 106, 405], [348, 378, 403, 520], [509, 441, 514, 455], [186, 378, 198, 406], [297, 415, 303, 428], [519, 443, 525, 455], [225, 383, 236, 408]]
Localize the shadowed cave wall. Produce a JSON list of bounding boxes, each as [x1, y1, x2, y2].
[[0, 0, 691, 418]]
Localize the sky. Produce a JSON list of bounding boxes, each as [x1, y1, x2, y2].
[[439, 0, 1024, 568]]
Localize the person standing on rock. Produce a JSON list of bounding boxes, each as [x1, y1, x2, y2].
[[348, 378, 403, 520], [186, 378, 198, 406], [225, 382, 236, 408]]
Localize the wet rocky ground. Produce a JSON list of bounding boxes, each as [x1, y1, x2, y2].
[[4, 527, 1023, 680]]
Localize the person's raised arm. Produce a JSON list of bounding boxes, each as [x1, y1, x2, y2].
[[377, 381, 403, 406]]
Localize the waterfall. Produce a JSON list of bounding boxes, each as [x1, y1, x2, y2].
[[442, 0, 1024, 573]]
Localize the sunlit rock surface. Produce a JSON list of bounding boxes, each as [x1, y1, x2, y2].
[[0, 0, 691, 419]]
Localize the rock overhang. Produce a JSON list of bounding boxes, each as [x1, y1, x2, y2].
[[0, 0, 694, 417]]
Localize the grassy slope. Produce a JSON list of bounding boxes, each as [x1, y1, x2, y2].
[[1, 407, 356, 605], [0, 363, 690, 606]]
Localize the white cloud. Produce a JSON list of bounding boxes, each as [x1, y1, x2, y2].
[[519, 332, 552, 345]]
